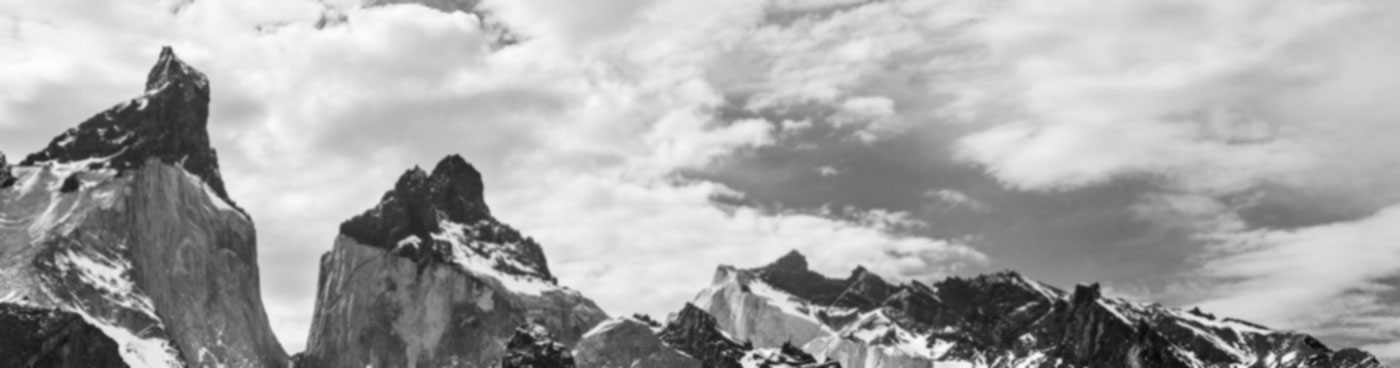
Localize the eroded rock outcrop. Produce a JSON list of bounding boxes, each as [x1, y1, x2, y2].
[[298, 155, 607, 368], [695, 251, 1386, 368], [0, 47, 286, 367], [502, 323, 577, 368], [659, 304, 752, 368]]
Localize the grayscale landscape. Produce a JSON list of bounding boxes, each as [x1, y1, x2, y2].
[[2, 0, 1398, 367]]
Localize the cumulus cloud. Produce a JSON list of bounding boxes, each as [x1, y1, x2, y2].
[[6, 0, 1400, 359], [943, 0, 1400, 356], [0, 0, 994, 352], [1193, 205, 1400, 352], [494, 176, 984, 319]]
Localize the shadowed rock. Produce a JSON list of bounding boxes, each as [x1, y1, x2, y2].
[[21, 46, 236, 210], [502, 323, 576, 368], [337, 154, 553, 281], [658, 304, 750, 368], [0, 304, 124, 368]]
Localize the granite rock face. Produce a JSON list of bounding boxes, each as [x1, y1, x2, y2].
[[695, 251, 1386, 368], [0, 47, 286, 367], [298, 155, 607, 368]]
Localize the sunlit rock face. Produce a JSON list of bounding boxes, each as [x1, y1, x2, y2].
[[695, 251, 1386, 368], [0, 47, 287, 368], [296, 155, 607, 368]]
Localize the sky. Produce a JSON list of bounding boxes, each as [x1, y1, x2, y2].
[[3, 0, 1400, 361]]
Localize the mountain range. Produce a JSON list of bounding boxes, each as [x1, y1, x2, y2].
[[0, 47, 1387, 368]]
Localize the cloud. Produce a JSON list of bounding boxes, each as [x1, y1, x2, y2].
[[942, 0, 1400, 354], [6, 0, 1400, 360], [1194, 205, 1400, 344], [493, 174, 985, 319], [0, 0, 998, 353]]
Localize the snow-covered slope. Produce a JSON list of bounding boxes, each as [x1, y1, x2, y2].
[[695, 251, 1385, 368], [0, 47, 286, 368], [296, 155, 607, 368]]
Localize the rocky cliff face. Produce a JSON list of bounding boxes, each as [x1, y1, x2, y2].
[[695, 251, 1385, 368], [297, 155, 607, 368], [0, 47, 286, 367]]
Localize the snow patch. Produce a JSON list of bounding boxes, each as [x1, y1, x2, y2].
[[395, 235, 422, 251], [51, 247, 162, 321], [1096, 299, 1134, 325], [75, 312, 184, 368], [1012, 352, 1047, 368], [180, 170, 239, 215], [1171, 309, 1270, 335], [433, 220, 559, 296], [746, 281, 828, 326], [583, 317, 629, 339]]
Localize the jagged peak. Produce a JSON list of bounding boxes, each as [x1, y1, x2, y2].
[[763, 250, 809, 272], [659, 303, 750, 365], [846, 266, 884, 284], [1070, 283, 1103, 305], [340, 154, 552, 283], [430, 154, 483, 188], [146, 46, 209, 97], [18, 46, 235, 210], [668, 303, 719, 329], [661, 303, 735, 345], [427, 154, 489, 220]]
